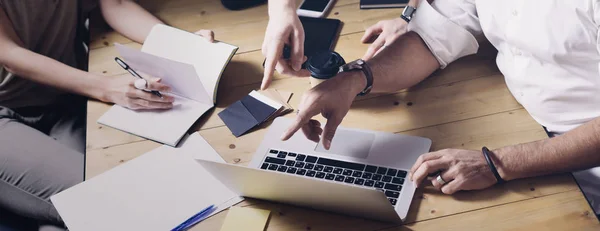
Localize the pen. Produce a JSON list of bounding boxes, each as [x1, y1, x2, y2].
[[114, 57, 163, 98], [171, 204, 216, 231]]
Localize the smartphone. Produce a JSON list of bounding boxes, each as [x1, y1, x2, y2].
[[297, 0, 335, 18]]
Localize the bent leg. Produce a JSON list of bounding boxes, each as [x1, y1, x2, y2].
[[0, 118, 84, 226]]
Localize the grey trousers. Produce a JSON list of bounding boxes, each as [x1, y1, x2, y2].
[[0, 96, 85, 230]]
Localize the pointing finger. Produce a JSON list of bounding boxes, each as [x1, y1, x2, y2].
[[321, 114, 343, 150], [262, 40, 285, 90]]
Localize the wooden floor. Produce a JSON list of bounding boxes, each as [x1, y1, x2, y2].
[[85, 0, 600, 230]]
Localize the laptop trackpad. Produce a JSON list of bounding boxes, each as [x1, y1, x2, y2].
[[315, 129, 375, 159]]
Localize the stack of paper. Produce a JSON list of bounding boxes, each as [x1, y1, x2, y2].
[[50, 134, 243, 231], [258, 89, 294, 118], [218, 90, 293, 137]]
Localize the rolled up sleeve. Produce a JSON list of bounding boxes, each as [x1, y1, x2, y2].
[[408, 0, 482, 68]]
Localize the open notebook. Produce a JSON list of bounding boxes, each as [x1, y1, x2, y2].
[[98, 25, 238, 146]]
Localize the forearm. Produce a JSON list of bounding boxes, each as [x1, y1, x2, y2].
[[366, 32, 440, 93], [268, 0, 297, 16], [100, 0, 164, 44], [494, 117, 600, 181], [3, 46, 107, 100]]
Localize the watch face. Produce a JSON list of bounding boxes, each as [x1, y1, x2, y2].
[[403, 6, 416, 18]]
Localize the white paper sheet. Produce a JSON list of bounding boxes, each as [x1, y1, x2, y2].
[[115, 44, 211, 104], [142, 24, 238, 103], [98, 94, 212, 146], [51, 134, 243, 231]]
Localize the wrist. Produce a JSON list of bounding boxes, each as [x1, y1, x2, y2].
[[269, 1, 296, 17], [89, 75, 112, 102], [346, 70, 368, 95], [491, 147, 515, 181]]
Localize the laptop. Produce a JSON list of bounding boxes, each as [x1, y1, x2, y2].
[[198, 117, 431, 223]]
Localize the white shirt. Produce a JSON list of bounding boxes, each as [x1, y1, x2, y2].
[[407, 0, 600, 215], [408, 0, 600, 134]]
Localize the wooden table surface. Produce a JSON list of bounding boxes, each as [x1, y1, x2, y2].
[[85, 0, 600, 230]]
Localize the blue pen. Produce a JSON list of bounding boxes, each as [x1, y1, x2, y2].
[[178, 206, 218, 231], [173, 205, 216, 231], [172, 205, 216, 231]]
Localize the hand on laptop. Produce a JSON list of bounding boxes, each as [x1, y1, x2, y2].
[[261, 9, 310, 90], [409, 149, 498, 194], [194, 29, 215, 43], [361, 18, 408, 60], [102, 74, 174, 110], [281, 71, 367, 149]]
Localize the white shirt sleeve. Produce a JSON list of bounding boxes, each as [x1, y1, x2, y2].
[[408, 0, 482, 68], [594, 1, 600, 54]]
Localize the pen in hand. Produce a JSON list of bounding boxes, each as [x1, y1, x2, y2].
[[114, 57, 163, 98]]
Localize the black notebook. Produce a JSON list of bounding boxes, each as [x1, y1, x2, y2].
[[360, 0, 409, 9]]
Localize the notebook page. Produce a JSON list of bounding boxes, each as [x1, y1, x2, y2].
[[51, 134, 243, 231], [98, 94, 212, 146], [141, 24, 238, 103], [115, 43, 212, 105]]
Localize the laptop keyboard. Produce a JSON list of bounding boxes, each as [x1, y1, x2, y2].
[[260, 149, 407, 206]]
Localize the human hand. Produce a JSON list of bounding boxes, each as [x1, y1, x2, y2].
[[101, 74, 174, 110], [261, 10, 310, 90], [194, 29, 215, 42], [281, 71, 366, 149], [361, 18, 408, 60], [409, 149, 498, 194]]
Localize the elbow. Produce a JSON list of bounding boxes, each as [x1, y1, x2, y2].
[[99, 0, 125, 18], [0, 45, 21, 74]]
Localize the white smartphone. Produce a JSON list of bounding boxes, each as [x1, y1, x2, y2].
[[297, 0, 335, 18]]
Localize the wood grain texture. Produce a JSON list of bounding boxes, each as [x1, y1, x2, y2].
[[84, 0, 595, 230], [90, 0, 383, 51], [399, 190, 600, 231], [85, 40, 499, 150], [87, 72, 509, 150]]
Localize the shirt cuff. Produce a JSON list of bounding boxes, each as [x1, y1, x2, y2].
[[407, 0, 479, 68]]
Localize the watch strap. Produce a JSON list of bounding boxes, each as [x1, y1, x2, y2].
[[401, 5, 417, 23], [341, 59, 373, 96], [357, 60, 373, 96]]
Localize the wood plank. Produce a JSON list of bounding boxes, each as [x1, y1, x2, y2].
[[401, 109, 548, 151], [205, 73, 519, 135], [85, 140, 161, 179], [187, 183, 589, 231], [87, 29, 498, 88], [83, 0, 591, 230], [85, 40, 498, 150], [90, 0, 393, 52], [85, 138, 585, 230], [197, 109, 540, 168], [398, 190, 599, 231], [86, 69, 504, 150], [86, 37, 498, 150], [92, 107, 544, 179]]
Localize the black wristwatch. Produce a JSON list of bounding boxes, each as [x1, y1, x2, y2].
[[340, 59, 373, 96], [401, 5, 417, 23]]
